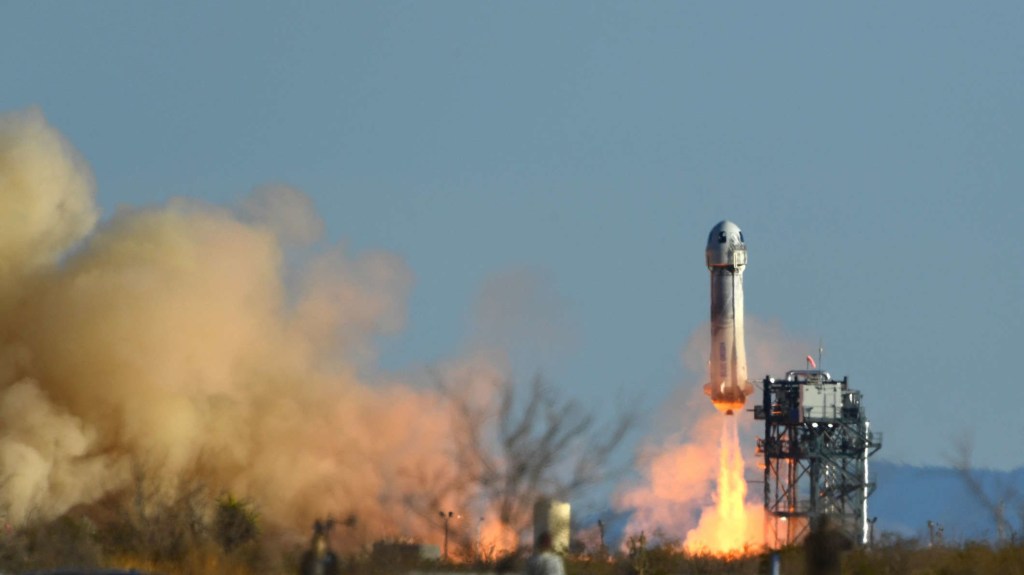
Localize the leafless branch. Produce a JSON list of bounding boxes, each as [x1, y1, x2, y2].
[[950, 436, 1015, 543], [438, 373, 634, 534]]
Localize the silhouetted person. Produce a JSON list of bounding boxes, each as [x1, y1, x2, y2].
[[526, 532, 565, 575], [804, 515, 852, 575], [301, 519, 340, 575]]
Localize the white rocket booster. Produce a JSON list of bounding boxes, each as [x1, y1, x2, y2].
[[704, 220, 754, 415]]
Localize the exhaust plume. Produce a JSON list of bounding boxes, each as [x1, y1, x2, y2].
[[618, 320, 813, 554]]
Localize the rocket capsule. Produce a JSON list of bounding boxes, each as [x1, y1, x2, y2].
[[706, 220, 747, 270], [704, 220, 754, 414]]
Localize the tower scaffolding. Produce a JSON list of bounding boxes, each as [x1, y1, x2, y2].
[[754, 370, 882, 548]]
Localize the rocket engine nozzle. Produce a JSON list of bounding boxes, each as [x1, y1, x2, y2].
[[704, 380, 755, 415]]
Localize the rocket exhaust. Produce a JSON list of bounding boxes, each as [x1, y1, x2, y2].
[[704, 221, 754, 414]]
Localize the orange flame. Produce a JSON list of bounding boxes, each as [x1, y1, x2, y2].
[[711, 400, 745, 415], [683, 415, 763, 555], [619, 410, 763, 557]]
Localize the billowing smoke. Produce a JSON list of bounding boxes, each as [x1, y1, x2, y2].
[[617, 319, 813, 552], [0, 109, 97, 299], [617, 407, 724, 541], [0, 109, 458, 540]]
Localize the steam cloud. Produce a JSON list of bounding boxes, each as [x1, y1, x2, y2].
[[0, 109, 456, 540]]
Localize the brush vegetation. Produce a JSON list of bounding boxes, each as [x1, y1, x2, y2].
[[2, 503, 1024, 575]]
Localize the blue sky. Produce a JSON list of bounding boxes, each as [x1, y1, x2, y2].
[[3, 2, 1023, 470]]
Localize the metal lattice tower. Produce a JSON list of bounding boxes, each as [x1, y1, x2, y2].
[[754, 371, 882, 548]]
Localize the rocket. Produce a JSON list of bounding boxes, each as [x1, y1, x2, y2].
[[704, 220, 754, 415]]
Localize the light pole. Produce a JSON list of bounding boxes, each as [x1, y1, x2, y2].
[[439, 511, 453, 560]]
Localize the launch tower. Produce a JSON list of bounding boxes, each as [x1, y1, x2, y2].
[[754, 370, 882, 547]]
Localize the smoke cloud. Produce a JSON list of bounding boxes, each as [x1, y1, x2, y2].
[[0, 109, 455, 541], [617, 319, 813, 551]]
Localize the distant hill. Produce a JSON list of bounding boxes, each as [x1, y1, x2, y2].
[[870, 460, 1024, 542]]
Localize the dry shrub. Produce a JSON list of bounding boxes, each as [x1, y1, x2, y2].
[[0, 514, 102, 571], [215, 494, 261, 553]]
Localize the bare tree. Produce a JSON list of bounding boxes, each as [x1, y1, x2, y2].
[[441, 374, 635, 537], [951, 436, 1016, 544]]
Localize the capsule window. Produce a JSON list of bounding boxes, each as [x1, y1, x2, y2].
[[739, 232, 745, 242], [719, 231, 727, 243]]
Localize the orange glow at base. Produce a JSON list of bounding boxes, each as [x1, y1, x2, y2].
[[474, 517, 518, 559], [711, 399, 745, 415], [683, 415, 763, 556]]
